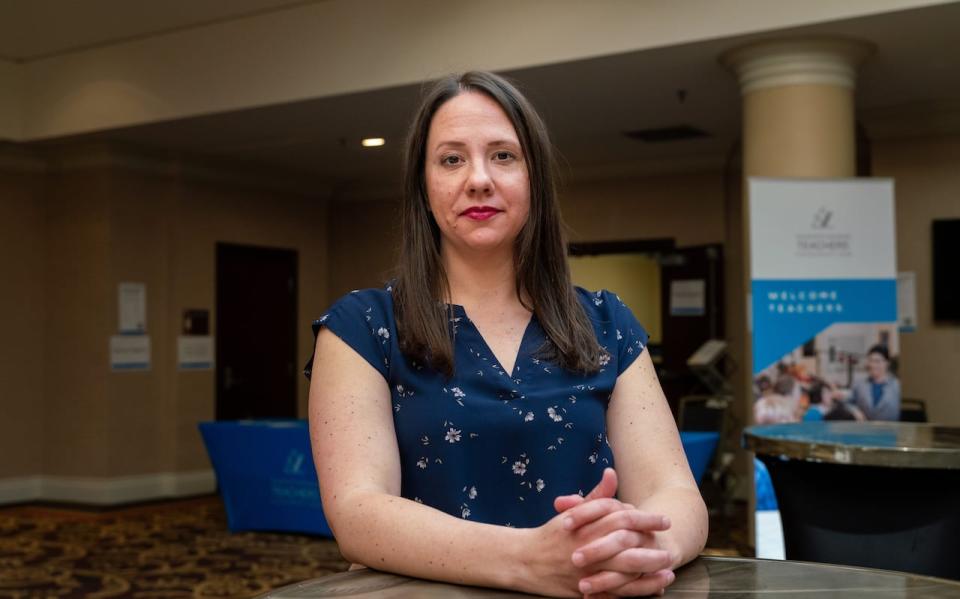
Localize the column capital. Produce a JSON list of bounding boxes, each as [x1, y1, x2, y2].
[[721, 37, 874, 94]]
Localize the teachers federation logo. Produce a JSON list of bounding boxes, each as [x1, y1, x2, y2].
[[811, 207, 834, 230], [796, 207, 850, 256]]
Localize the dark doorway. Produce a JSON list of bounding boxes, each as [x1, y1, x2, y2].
[[216, 243, 298, 420], [658, 244, 725, 410]]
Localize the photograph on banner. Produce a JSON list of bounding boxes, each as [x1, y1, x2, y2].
[[749, 178, 899, 425], [753, 322, 900, 424]]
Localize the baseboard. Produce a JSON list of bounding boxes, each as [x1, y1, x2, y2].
[[0, 476, 43, 504], [165, 469, 218, 497], [0, 470, 216, 506]]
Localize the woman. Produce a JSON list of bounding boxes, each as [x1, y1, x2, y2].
[[306, 71, 706, 598]]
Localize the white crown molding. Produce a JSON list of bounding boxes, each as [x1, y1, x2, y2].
[[721, 38, 874, 94], [0, 469, 215, 506]]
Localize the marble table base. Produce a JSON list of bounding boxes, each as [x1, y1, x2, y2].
[[760, 455, 960, 580]]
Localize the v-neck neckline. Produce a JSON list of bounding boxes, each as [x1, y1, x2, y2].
[[451, 304, 536, 377]]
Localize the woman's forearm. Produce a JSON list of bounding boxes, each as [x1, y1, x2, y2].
[[631, 486, 708, 567], [328, 488, 533, 591]]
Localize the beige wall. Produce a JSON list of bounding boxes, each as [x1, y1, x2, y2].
[[0, 167, 45, 477], [560, 172, 727, 247], [327, 197, 400, 302], [43, 170, 113, 476], [0, 60, 22, 140], [105, 171, 173, 477], [1, 154, 329, 482], [873, 134, 960, 425]]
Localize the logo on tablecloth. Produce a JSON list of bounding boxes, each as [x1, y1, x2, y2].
[[283, 449, 306, 475]]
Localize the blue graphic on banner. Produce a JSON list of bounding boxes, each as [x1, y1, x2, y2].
[[752, 278, 896, 373]]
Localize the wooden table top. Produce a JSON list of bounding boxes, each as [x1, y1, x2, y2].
[[259, 555, 960, 598]]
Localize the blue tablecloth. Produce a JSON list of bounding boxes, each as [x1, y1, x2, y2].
[[200, 421, 719, 536], [754, 457, 779, 510], [199, 419, 333, 537], [679, 431, 720, 484]]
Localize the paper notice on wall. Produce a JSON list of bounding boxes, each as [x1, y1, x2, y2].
[[110, 335, 151, 371], [897, 271, 917, 332], [670, 279, 706, 316], [118, 282, 146, 333], [178, 336, 214, 370]]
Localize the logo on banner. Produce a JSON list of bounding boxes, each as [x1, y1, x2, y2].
[[811, 207, 834, 230], [796, 206, 850, 256]]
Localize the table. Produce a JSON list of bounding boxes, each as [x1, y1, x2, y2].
[[744, 421, 960, 580], [679, 431, 719, 484], [258, 556, 960, 598], [198, 419, 333, 536]]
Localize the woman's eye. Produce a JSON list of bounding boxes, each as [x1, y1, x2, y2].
[[441, 155, 462, 166], [494, 151, 513, 161]]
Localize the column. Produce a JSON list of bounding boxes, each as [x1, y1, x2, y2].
[[724, 37, 872, 177], [720, 37, 873, 545]]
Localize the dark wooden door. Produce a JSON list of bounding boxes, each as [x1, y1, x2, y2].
[[658, 244, 724, 410], [216, 243, 298, 420]]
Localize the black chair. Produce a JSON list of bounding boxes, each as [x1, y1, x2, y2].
[[677, 395, 728, 432], [900, 398, 928, 422]]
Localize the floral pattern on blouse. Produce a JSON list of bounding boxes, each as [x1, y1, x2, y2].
[[304, 286, 649, 528]]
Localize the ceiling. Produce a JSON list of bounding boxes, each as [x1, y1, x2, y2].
[[18, 1, 960, 195], [0, 0, 319, 62]]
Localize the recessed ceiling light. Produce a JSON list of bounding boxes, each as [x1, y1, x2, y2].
[[361, 137, 385, 147]]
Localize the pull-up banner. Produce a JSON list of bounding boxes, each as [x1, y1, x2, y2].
[[749, 178, 899, 423]]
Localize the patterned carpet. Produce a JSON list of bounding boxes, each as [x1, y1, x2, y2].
[[0, 496, 348, 598], [0, 495, 747, 598]]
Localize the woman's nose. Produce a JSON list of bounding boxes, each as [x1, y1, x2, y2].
[[466, 162, 493, 195]]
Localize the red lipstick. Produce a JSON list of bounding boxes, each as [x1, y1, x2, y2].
[[461, 206, 502, 221]]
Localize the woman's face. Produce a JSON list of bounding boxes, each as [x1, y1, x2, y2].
[[866, 351, 889, 380], [424, 91, 530, 257]]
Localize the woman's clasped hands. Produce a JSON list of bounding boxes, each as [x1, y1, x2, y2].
[[522, 468, 677, 598]]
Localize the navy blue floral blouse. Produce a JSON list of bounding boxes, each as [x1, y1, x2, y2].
[[305, 286, 648, 528]]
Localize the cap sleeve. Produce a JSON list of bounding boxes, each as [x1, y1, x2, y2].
[[604, 290, 650, 376], [303, 290, 393, 382]]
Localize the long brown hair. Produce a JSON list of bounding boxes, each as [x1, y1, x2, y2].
[[394, 71, 600, 377]]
